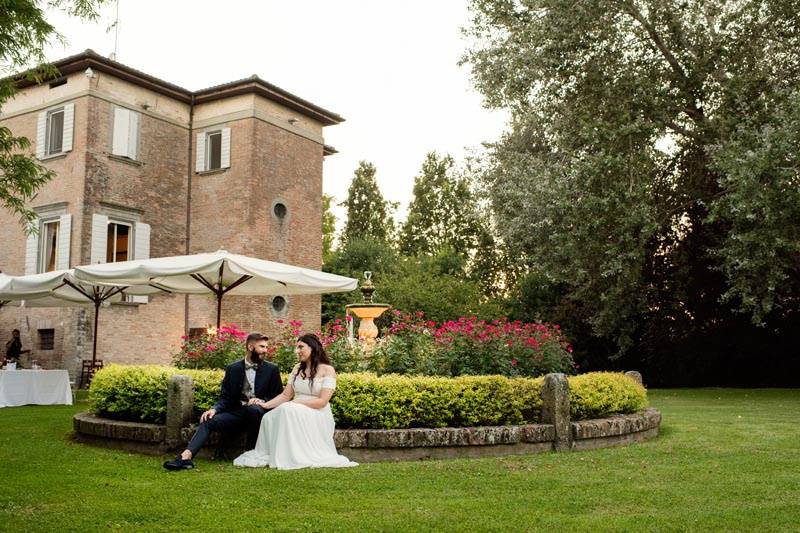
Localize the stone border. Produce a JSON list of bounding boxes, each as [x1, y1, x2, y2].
[[72, 371, 661, 461]]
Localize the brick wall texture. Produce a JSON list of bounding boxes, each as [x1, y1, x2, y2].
[[0, 73, 330, 379]]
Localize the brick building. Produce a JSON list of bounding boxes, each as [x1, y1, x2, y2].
[[0, 50, 343, 376]]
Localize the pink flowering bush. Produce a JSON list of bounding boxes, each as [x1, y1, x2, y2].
[[373, 311, 575, 378], [172, 325, 248, 369], [172, 313, 574, 378]]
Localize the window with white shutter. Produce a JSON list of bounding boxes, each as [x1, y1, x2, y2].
[[90, 212, 150, 304], [112, 107, 140, 160], [37, 103, 74, 157], [40, 220, 60, 272], [197, 128, 231, 172]]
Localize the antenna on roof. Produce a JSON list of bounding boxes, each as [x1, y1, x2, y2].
[[108, 0, 120, 61]]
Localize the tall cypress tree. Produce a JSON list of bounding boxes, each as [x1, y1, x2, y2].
[[340, 161, 395, 246], [400, 152, 482, 258]]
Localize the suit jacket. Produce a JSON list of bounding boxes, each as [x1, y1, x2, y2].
[[213, 359, 282, 413]]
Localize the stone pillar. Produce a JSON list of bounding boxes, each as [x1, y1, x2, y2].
[[625, 371, 643, 386], [541, 373, 571, 451], [165, 374, 194, 447]]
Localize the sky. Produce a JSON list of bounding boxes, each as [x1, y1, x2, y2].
[[42, 0, 508, 228]]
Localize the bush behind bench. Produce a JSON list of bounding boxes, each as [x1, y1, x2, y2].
[[89, 366, 646, 429]]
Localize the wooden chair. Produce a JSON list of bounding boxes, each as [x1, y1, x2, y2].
[[78, 359, 104, 389]]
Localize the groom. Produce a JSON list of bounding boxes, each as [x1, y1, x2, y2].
[[163, 332, 283, 470]]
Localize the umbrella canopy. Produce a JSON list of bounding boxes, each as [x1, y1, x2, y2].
[[73, 250, 358, 327], [0, 270, 161, 364]]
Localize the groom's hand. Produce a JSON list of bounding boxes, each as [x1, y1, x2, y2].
[[200, 408, 217, 422]]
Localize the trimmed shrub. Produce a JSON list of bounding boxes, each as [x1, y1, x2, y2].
[[89, 365, 224, 424], [569, 372, 648, 419], [89, 366, 646, 428]]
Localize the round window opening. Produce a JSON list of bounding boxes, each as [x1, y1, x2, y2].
[[273, 202, 287, 219], [271, 296, 287, 313]]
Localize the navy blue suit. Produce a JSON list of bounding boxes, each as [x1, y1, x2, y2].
[[186, 359, 282, 455]]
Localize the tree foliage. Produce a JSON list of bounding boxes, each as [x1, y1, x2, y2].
[[339, 161, 396, 246], [321, 193, 336, 262], [400, 152, 483, 259], [0, 0, 108, 232], [464, 0, 800, 353]]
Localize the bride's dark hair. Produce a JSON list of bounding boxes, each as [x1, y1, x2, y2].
[[294, 333, 330, 388]]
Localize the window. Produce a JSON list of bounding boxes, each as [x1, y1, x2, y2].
[[271, 296, 287, 314], [106, 222, 131, 263], [273, 202, 287, 219], [46, 108, 65, 156], [188, 328, 207, 340], [195, 127, 230, 172], [206, 130, 222, 170], [38, 329, 55, 350], [112, 107, 140, 160], [37, 103, 73, 159], [25, 209, 70, 275], [40, 219, 60, 273]]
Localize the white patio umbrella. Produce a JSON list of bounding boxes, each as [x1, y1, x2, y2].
[[0, 270, 161, 365], [73, 250, 358, 328]]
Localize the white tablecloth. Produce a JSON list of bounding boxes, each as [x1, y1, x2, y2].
[[0, 370, 73, 407]]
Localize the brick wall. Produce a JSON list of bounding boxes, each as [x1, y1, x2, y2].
[[1, 81, 330, 376]]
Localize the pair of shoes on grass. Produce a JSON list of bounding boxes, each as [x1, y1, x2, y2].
[[163, 456, 195, 470]]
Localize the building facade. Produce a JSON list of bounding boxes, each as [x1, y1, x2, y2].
[[0, 50, 342, 376]]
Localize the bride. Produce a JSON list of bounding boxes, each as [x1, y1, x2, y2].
[[233, 333, 358, 470]]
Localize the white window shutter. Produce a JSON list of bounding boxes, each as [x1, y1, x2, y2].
[[130, 222, 151, 303], [55, 214, 71, 270], [128, 111, 140, 160], [112, 107, 130, 157], [62, 103, 74, 152], [195, 132, 205, 172], [134, 222, 150, 260], [25, 220, 40, 274], [220, 127, 231, 169], [36, 112, 47, 159], [90, 214, 109, 264]]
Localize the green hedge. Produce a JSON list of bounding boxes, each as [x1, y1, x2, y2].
[[569, 372, 648, 419], [89, 366, 647, 428]]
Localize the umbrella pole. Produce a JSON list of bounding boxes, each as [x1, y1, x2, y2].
[[92, 300, 100, 365], [216, 293, 222, 329]]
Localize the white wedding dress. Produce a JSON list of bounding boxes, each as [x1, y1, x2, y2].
[[233, 375, 358, 470]]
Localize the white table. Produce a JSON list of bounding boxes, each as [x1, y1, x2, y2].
[[0, 369, 73, 407]]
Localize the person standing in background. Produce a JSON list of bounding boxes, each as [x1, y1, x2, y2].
[[5, 329, 29, 367]]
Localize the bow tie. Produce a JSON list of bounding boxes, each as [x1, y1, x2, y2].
[[245, 360, 260, 370]]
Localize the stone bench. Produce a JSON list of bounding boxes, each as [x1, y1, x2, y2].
[[73, 371, 661, 462]]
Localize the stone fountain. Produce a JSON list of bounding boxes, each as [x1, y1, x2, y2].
[[345, 271, 390, 349]]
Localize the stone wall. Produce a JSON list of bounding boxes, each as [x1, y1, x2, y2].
[[72, 372, 661, 461]]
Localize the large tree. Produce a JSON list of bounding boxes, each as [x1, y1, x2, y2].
[[400, 152, 484, 259], [339, 161, 396, 246], [464, 0, 800, 356], [1, 0, 108, 232]]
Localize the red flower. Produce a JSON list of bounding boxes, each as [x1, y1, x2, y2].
[[511, 358, 518, 366]]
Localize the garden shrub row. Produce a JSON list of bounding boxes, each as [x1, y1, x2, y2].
[[89, 366, 647, 428]]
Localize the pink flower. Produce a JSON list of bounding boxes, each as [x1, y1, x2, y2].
[[180, 335, 188, 340], [277, 319, 284, 324], [346, 315, 353, 322], [511, 358, 518, 367]]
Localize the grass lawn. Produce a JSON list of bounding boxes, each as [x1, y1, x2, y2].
[[1, 389, 798, 532]]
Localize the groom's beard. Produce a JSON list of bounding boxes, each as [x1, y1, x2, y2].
[[249, 350, 262, 365]]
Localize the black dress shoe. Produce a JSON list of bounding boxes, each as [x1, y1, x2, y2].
[[163, 457, 195, 470]]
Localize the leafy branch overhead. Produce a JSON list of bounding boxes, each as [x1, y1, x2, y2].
[[0, 0, 109, 232]]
